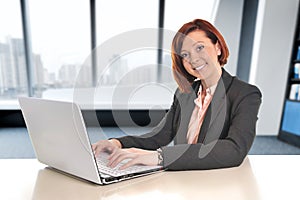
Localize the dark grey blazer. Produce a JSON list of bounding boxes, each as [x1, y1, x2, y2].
[[117, 69, 262, 170]]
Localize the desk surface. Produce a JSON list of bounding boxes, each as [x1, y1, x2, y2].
[[0, 155, 299, 200]]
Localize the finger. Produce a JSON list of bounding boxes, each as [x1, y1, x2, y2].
[[119, 159, 138, 170], [105, 146, 113, 153], [110, 152, 135, 168], [107, 148, 120, 162], [94, 148, 101, 157], [94, 144, 106, 157], [108, 147, 128, 160], [109, 151, 127, 167], [91, 144, 99, 155], [107, 149, 123, 166], [92, 140, 113, 156]]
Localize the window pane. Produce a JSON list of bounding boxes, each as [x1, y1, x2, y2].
[[164, 0, 218, 32], [163, 0, 219, 67], [29, 0, 91, 99], [97, 0, 159, 45], [95, 0, 177, 109], [0, 0, 27, 102]]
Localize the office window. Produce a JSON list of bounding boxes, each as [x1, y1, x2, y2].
[[95, 0, 176, 109], [164, 0, 218, 32], [0, 0, 27, 101], [28, 0, 91, 99], [97, 0, 158, 45], [0, 0, 220, 110], [163, 0, 219, 66], [96, 0, 159, 85]]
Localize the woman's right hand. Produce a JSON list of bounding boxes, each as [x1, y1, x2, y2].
[[92, 139, 122, 157]]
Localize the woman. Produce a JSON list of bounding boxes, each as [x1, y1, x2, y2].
[[92, 19, 262, 171]]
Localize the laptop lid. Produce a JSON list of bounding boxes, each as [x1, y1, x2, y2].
[[18, 97, 102, 184]]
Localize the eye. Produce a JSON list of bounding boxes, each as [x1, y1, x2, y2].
[[196, 45, 204, 52], [180, 52, 189, 59]]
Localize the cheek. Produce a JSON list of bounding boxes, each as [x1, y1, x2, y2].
[[183, 61, 191, 70], [183, 62, 192, 74], [182, 62, 197, 77], [208, 49, 220, 62]]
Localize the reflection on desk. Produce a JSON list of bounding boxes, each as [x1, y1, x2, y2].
[[1, 156, 299, 200], [32, 157, 260, 200]]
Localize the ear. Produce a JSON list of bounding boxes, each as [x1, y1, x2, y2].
[[215, 41, 221, 56]]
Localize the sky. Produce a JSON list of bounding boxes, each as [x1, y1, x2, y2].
[[0, 0, 216, 75]]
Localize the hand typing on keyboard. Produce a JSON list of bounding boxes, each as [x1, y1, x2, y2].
[[92, 140, 159, 170], [95, 151, 161, 177], [108, 147, 159, 170], [92, 139, 121, 156]]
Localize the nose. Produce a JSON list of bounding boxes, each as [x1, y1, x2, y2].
[[190, 53, 201, 66]]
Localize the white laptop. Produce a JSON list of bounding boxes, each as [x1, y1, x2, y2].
[[18, 97, 163, 185]]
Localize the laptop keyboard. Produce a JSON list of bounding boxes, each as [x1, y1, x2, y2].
[[96, 152, 161, 177]]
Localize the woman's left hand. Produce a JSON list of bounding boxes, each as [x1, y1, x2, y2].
[[107, 148, 159, 170]]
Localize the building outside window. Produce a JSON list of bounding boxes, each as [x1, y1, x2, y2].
[[0, 0, 218, 110]]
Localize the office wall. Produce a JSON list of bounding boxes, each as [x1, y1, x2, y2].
[[250, 0, 299, 135], [213, 0, 244, 75]]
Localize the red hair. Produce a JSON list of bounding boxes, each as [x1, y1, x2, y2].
[[171, 19, 229, 93]]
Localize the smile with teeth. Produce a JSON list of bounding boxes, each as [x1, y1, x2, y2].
[[194, 64, 206, 71]]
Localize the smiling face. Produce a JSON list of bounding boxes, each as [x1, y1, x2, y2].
[[180, 30, 222, 87]]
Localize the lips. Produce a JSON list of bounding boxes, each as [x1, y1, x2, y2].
[[193, 64, 206, 71]]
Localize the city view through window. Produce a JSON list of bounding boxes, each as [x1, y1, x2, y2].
[[0, 0, 216, 109]]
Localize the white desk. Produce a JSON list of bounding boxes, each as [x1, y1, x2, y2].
[[0, 155, 299, 200]]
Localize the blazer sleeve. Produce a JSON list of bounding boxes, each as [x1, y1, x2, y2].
[[161, 85, 262, 170], [117, 89, 180, 150]]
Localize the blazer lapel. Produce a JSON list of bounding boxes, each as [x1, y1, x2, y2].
[[198, 69, 233, 144], [208, 78, 226, 128], [174, 69, 234, 145], [174, 81, 200, 144]]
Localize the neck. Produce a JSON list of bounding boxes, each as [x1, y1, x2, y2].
[[201, 67, 222, 89]]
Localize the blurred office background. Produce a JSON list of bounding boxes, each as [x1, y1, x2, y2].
[[1, 0, 300, 157]]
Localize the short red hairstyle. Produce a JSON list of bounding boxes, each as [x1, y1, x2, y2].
[[171, 19, 229, 93]]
